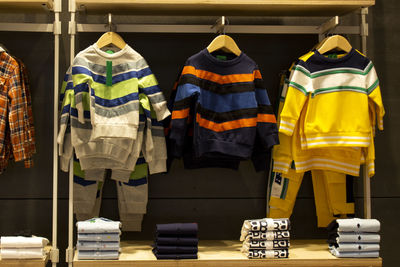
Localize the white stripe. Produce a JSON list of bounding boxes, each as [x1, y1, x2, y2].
[[273, 166, 288, 172], [306, 141, 370, 146], [306, 136, 370, 141], [279, 126, 293, 133], [312, 72, 365, 92], [295, 158, 360, 169], [280, 120, 295, 127], [273, 161, 291, 167], [295, 162, 359, 176]]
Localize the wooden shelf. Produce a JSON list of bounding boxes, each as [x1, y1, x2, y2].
[[0, 246, 51, 267], [73, 240, 382, 267], [0, 0, 53, 12], [75, 0, 374, 16]]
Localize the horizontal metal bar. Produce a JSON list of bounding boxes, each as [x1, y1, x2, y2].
[[77, 23, 359, 35], [0, 23, 53, 32]]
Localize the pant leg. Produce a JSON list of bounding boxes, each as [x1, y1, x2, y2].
[[268, 169, 304, 218], [115, 159, 149, 231], [73, 156, 106, 220], [323, 172, 355, 216]]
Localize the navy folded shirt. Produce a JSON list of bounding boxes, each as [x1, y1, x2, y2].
[[155, 245, 198, 254], [156, 223, 198, 236], [152, 248, 198, 260], [156, 237, 199, 246]]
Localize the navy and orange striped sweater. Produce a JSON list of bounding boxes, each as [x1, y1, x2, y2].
[[169, 49, 279, 164]]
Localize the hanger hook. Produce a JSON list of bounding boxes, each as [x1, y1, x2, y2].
[[108, 13, 112, 32]]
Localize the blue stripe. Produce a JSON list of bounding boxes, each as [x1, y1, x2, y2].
[[92, 90, 139, 108], [61, 104, 71, 115], [142, 108, 151, 118], [136, 67, 153, 79], [136, 157, 146, 165], [74, 83, 89, 94], [74, 175, 96, 186], [123, 177, 148, 187], [72, 66, 106, 84], [140, 85, 162, 95], [175, 83, 200, 102], [63, 74, 70, 82], [255, 88, 271, 105], [200, 89, 257, 113], [70, 107, 91, 119]]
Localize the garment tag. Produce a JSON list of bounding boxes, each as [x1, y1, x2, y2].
[[216, 55, 227, 60]]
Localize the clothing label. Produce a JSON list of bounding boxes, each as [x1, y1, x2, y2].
[[216, 55, 227, 60]]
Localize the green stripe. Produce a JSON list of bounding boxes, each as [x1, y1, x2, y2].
[[138, 74, 158, 89], [73, 160, 85, 178], [129, 163, 148, 180], [289, 81, 308, 95], [367, 79, 379, 94], [313, 86, 367, 96], [311, 69, 368, 78], [293, 66, 310, 77], [106, 60, 112, 86], [280, 178, 289, 199], [75, 92, 91, 111]]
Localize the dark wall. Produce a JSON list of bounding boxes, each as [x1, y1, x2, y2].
[[0, 1, 399, 266]]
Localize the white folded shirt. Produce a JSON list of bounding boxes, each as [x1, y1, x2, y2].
[[77, 250, 119, 260], [336, 218, 380, 233], [334, 243, 380, 252], [240, 218, 290, 241], [335, 232, 380, 243], [77, 241, 120, 251], [76, 218, 121, 233], [241, 240, 290, 253], [1, 236, 49, 248], [78, 233, 120, 242], [329, 246, 379, 258], [243, 230, 290, 241], [1, 248, 45, 259]]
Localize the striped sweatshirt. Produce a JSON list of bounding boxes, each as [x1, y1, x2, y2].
[[169, 49, 278, 160], [279, 49, 384, 149]]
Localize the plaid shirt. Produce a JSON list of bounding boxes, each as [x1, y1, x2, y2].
[[0, 51, 36, 171]]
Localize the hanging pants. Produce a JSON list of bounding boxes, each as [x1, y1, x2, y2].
[[73, 156, 148, 231], [268, 169, 355, 227]]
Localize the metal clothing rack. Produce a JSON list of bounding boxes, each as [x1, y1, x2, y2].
[[0, 1, 61, 266], [66, 0, 373, 265]]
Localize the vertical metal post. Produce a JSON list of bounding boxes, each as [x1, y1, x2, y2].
[[360, 7, 371, 219], [51, 0, 62, 266], [66, 1, 76, 265]]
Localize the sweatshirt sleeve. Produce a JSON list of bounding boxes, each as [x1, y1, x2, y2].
[[137, 57, 170, 121], [365, 62, 385, 130], [254, 68, 279, 149], [57, 69, 74, 172], [279, 61, 311, 136]]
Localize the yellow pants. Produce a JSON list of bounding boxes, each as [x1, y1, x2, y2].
[[268, 169, 354, 227]]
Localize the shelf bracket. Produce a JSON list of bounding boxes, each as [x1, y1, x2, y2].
[[50, 248, 59, 263], [318, 16, 339, 42], [106, 13, 117, 32], [66, 247, 74, 263]]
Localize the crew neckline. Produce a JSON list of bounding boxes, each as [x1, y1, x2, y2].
[[202, 48, 244, 66], [313, 48, 356, 63], [93, 42, 129, 59]]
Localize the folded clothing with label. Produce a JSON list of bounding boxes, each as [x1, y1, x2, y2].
[[77, 233, 120, 242], [77, 241, 120, 251], [328, 232, 380, 244], [240, 218, 290, 241], [77, 250, 119, 260], [155, 237, 198, 246], [242, 240, 290, 252], [329, 246, 379, 258], [329, 243, 380, 252], [0, 236, 49, 248], [76, 218, 121, 233], [327, 218, 380, 233], [243, 230, 290, 241], [1, 248, 45, 259], [156, 223, 198, 236], [246, 249, 289, 259], [154, 245, 198, 254]]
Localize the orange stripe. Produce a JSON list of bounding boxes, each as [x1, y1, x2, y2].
[[257, 114, 277, 123], [172, 108, 190, 119], [196, 114, 257, 132], [254, 70, 262, 79], [182, 66, 256, 84]]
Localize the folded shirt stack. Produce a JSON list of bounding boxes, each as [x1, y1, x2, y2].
[[76, 218, 121, 260], [153, 223, 199, 260], [240, 218, 291, 259], [327, 218, 381, 258], [0, 236, 49, 259]]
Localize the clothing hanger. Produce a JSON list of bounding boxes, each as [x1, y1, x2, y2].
[[96, 13, 126, 51], [207, 16, 241, 56], [317, 35, 352, 55]]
